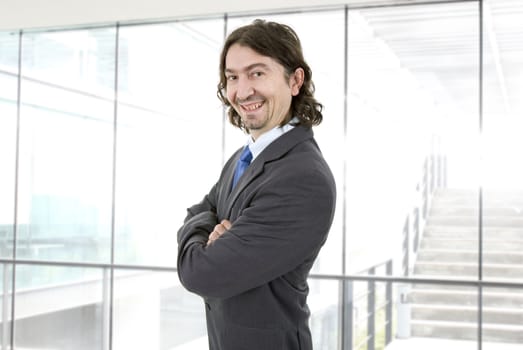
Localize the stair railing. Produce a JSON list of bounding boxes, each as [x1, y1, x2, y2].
[[345, 259, 393, 350], [403, 135, 447, 277]]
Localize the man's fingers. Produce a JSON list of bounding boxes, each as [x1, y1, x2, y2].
[[207, 220, 232, 246], [213, 223, 226, 235], [207, 231, 219, 246], [221, 219, 232, 230]]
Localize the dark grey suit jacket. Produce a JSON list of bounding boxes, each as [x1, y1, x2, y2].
[[177, 125, 336, 350]]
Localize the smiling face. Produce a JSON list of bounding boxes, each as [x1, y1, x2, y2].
[[224, 43, 304, 140]]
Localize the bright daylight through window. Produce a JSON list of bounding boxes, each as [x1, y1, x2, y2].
[[0, 0, 522, 349]]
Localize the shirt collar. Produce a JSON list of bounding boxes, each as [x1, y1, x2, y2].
[[246, 118, 297, 161]]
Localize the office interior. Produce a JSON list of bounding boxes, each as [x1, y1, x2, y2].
[[1, 0, 522, 349]]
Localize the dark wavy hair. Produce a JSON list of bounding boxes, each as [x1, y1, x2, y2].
[[217, 19, 323, 132]]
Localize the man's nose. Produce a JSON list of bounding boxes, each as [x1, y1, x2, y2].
[[236, 76, 254, 101]]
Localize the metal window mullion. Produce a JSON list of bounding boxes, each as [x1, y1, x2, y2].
[[8, 28, 24, 350], [478, 1, 484, 350], [340, 5, 350, 350], [107, 22, 121, 350], [385, 261, 393, 346], [102, 268, 111, 350], [2, 264, 9, 350], [342, 280, 354, 350], [367, 268, 375, 350]]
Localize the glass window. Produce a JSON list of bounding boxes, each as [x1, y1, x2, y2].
[[482, 286, 523, 348], [14, 265, 106, 350], [114, 19, 224, 266], [21, 28, 116, 94], [308, 278, 339, 350], [16, 28, 116, 263], [0, 263, 13, 347], [349, 280, 396, 350], [0, 31, 19, 72], [112, 269, 206, 349], [482, 0, 523, 191], [2, 3, 523, 350], [0, 31, 18, 259], [346, 2, 480, 276], [483, 0, 523, 285], [387, 282, 479, 349]]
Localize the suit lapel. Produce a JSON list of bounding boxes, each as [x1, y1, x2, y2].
[[222, 126, 313, 218], [226, 157, 264, 211]]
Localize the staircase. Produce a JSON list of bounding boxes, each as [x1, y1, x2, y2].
[[410, 188, 523, 343]]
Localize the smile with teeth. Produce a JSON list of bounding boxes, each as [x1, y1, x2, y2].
[[241, 102, 263, 111]]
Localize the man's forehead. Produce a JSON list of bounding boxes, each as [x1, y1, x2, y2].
[[225, 45, 278, 71]]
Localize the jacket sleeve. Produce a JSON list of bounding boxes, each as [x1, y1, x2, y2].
[[176, 161, 336, 299], [177, 183, 219, 284], [182, 183, 218, 222], [177, 210, 218, 284]]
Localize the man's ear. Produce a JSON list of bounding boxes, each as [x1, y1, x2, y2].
[[290, 67, 305, 96]]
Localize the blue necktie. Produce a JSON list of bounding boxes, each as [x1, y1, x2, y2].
[[232, 146, 253, 189]]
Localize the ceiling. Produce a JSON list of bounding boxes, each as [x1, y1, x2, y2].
[[356, 0, 523, 124]]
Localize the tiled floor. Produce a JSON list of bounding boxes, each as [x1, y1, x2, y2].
[[386, 337, 523, 350]]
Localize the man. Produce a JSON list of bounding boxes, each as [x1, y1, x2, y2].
[[177, 19, 336, 350]]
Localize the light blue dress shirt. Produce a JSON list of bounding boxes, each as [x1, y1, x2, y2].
[[245, 119, 297, 161]]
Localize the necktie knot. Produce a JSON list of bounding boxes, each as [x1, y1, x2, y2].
[[232, 146, 252, 189], [239, 146, 253, 163]]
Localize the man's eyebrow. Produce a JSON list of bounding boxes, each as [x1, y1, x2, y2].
[[225, 62, 270, 74]]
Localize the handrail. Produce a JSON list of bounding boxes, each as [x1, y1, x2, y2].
[[402, 140, 447, 277], [1, 258, 522, 289]]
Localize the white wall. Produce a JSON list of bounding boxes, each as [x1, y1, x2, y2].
[[0, 0, 425, 31]]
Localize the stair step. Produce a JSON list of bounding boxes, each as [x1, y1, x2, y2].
[[412, 189, 523, 343], [430, 189, 523, 205], [424, 226, 523, 239], [429, 200, 520, 208], [429, 207, 523, 217], [411, 283, 523, 294], [427, 216, 523, 227], [414, 262, 523, 279], [409, 289, 523, 308], [411, 304, 523, 324], [410, 273, 523, 285], [411, 320, 523, 342], [416, 249, 523, 264], [420, 238, 523, 250]]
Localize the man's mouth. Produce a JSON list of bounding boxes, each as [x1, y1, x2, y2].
[[240, 102, 263, 112]]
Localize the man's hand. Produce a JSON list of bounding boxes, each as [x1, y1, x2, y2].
[[207, 219, 232, 245]]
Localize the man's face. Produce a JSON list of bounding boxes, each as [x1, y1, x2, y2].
[[224, 43, 303, 140]]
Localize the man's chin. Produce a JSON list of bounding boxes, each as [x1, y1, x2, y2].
[[242, 118, 263, 131]]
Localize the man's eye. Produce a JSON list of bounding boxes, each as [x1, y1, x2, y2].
[[252, 71, 263, 77], [226, 75, 237, 81]]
